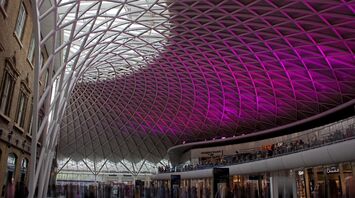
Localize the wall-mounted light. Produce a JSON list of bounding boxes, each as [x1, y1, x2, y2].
[[298, 170, 304, 176]]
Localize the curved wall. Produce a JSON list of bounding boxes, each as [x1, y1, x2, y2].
[[153, 138, 355, 180], [168, 101, 355, 164]]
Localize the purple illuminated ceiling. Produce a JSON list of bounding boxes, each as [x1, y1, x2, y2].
[[59, 0, 355, 162]]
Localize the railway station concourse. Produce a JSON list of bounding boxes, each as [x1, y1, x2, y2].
[[0, 0, 355, 197]]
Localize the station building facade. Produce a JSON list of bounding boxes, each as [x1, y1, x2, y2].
[[0, 0, 48, 196]]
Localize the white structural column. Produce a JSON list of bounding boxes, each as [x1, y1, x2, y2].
[[28, 0, 41, 197], [28, 0, 76, 197], [27, 0, 171, 197], [25, 0, 355, 196]]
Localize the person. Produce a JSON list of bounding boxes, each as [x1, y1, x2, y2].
[[215, 183, 226, 198], [24, 186, 28, 198], [76, 190, 81, 198], [205, 186, 211, 198], [6, 178, 15, 198], [14, 182, 27, 198], [180, 186, 186, 198]]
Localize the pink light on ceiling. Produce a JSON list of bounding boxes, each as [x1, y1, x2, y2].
[[59, 0, 355, 162]]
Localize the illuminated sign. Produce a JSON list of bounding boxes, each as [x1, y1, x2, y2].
[[326, 167, 339, 174], [201, 150, 223, 157]]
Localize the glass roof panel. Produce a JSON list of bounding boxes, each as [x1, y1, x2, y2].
[[57, 0, 171, 82]]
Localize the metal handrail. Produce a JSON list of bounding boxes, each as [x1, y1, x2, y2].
[[159, 117, 355, 173]]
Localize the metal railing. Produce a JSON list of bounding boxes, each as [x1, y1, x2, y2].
[[159, 117, 355, 173]]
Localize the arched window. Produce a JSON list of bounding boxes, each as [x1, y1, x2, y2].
[[5, 153, 17, 183], [20, 158, 29, 183], [2, 153, 17, 197]]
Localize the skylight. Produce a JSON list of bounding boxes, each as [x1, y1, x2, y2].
[[58, 0, 171, 82]]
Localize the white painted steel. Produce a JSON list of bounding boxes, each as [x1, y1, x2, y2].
[[153, 138, 355, 180], [28, 0, 171, 197]]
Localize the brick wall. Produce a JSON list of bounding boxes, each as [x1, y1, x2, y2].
[[0, 0, 48, 195]]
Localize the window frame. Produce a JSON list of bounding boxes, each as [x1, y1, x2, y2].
[[0, 0, 8, 16], [20, 158, 29, 182], [16, 89, 28, 128], [14, 2, 27, 41], [27, 37, 35, 65], [0, 59, 19, 118], [0, 68, 16, 116], [4, 153, 17, 185], [28, 102, 33, 136]]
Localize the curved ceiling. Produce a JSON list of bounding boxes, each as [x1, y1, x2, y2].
[[58, 0, 171, 81], [58, 0, 355, 163]]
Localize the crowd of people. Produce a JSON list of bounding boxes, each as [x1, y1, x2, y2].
[[159, 124, 355, 173], [52, 183, 186, 198], [158, 166, 171, 174], [53, 183, 128, 198]]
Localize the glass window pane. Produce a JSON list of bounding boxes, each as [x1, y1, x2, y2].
[[27, 38, 35, 63], [16, 91, 27, 127], [15, 3, 26, 39], [7, 153, 16, 167], [0, 72, 14, 115], [0, 0, 7, 9]]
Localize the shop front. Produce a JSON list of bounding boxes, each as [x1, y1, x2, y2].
[[231, 174, 270, 198], [229, 161, 355, 198], [297, 162, 355, 198]]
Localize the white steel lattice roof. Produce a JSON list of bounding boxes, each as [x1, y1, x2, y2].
[[46, 0, 355, 164], [58, 0, 171, 81]]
